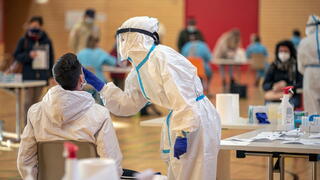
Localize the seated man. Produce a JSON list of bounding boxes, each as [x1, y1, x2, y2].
[[17, 53, 123, 179]]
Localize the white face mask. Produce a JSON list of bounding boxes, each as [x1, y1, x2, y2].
[[187, 25, 196, 33], [278, 52, 290, 62], [84, 17, 94, 24]]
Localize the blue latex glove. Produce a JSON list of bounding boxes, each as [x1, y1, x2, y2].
[[83, 67, 105, 91], [256, 112, 270, 124], [174, 137, 187, 159]]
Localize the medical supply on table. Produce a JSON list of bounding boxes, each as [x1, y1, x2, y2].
[[0, 72, 22, 83], [135, 169, 168, 180], [248, 106, 269, 124], [216, 93, 239, 124], [62, 142, 79, 180], [300, 115, 320, 133], [279, 86, 294, 130], [78, 158, 119, 180], [294, 111, 307, 128]]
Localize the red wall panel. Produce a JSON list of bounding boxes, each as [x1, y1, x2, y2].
[[186, 0, 259, 50]]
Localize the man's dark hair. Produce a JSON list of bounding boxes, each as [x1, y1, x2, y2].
[[29, 16, 43, 26], [293, 29, 301, 37], [53, 53, 82, 90]]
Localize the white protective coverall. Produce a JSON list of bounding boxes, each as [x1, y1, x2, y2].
[[298, 15, 320, 114], [17, 85, 123, 179], [100, 16, 221, 180]]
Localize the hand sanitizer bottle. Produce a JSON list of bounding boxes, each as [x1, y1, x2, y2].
[[62, 142, 79, 180], [280, 86, 294, 130]]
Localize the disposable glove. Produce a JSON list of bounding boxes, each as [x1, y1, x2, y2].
[[83, 67, 105, 91], [174, 137, 187, 159]]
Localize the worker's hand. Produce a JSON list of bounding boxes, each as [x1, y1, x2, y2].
[[174, 137, 187, 159], [83, 67, 105, 91], [29, 51, 37, 59]]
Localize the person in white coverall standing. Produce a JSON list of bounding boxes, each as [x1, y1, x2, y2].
[[298, 15, 320, 114], [84, 16, 221, 180]]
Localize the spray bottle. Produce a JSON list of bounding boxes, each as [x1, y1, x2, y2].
[[279, 86, 294, 130], [62, 142, 79, 180]]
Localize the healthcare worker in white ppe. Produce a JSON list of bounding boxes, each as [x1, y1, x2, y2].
[[298, 15, 320, 114], [83, 16, 221, 180]]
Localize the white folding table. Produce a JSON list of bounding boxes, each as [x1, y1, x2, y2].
[[0, 80, 47, 140], [221, 129, 320, 180]]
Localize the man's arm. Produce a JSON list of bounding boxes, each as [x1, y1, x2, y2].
[[17, 111, 38, 179], [95, 111, 123, 176]]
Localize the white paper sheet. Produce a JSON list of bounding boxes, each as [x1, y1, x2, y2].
[[32, 49, 48, 70]]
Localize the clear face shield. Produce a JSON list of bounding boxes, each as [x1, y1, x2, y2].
[[116, 33, 127, 62], [116, 28, 160, 62]]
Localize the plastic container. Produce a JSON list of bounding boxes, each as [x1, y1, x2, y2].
[[279, 86, 294, 130], [294, 111, 306, 128]]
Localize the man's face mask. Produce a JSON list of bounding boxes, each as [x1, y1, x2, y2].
[[85, 17, 94, 24]]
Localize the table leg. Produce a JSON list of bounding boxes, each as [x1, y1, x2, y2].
[[217, 150, 230, 180], [313, 161, 317, 180], [280, 156, 285, 180], [268, 155, 273, 180], [15, 88, 21, 140], [21, 88, 26, 127]]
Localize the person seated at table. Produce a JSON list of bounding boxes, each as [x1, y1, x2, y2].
[[77, 36, 116, 82], [181, 33, 213, 86], [263, 40, 303, 107], [246, 34, 269, 86], [213, 28, 242, 89], [17, 53, 123, 179]]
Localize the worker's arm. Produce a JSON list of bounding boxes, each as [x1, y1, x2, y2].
[[95, 110, 123, 176], [100, 72, 147, 116], [17, 109, 38, 179]]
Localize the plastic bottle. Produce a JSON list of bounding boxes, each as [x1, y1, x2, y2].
[[62, 142, 79, 180], [279, 86, 294, 130]]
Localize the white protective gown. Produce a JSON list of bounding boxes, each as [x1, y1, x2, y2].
[[298, 15, 320, 114], [100, 16, 221, 180], [17, 85, 123, 179]]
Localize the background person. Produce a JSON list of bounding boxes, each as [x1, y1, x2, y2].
[[297, 15, 320, 114], [13, 16, 54, 120], [213, 28, 241, 89], [69, 8, 100, 53], [291, 29, 302, 49], [177, 18, 204, 52], [181, 33, 213, 88], [246, 34, 269, 86], [77, 36, 116, 82], [263, 40, 303, 107]]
